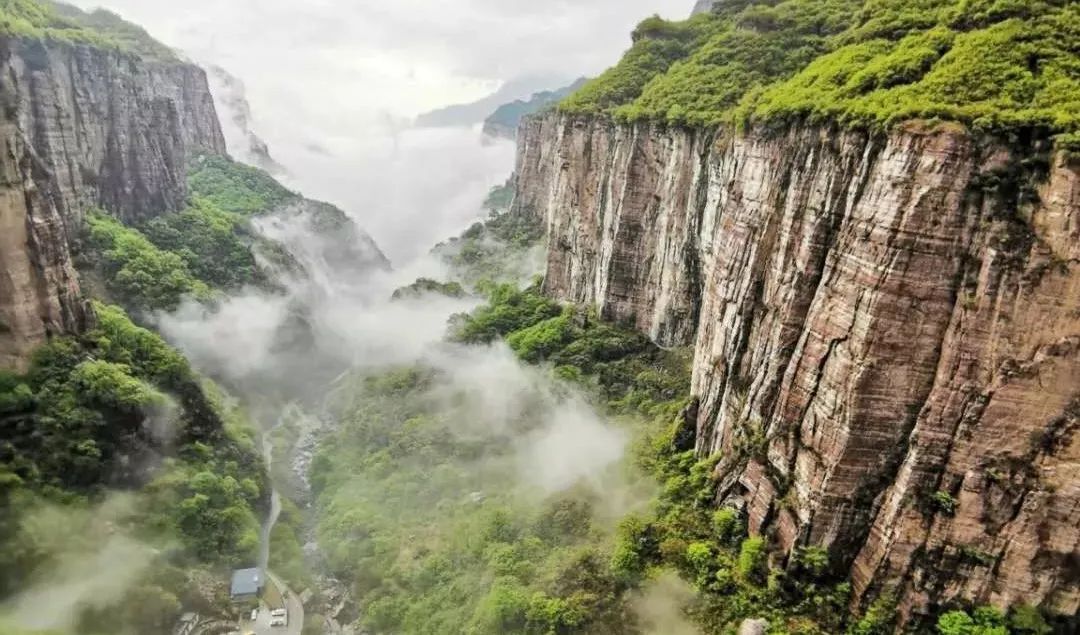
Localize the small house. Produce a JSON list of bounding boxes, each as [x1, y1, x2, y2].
[[230, 567, 265, 602]]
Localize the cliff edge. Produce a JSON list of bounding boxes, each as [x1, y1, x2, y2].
[[516, 0, 1080, 622], [0, 35, 226, 370], [515, 112, 1078, 621]]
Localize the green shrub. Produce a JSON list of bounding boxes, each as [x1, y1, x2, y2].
[[794, 545, 830, 578], [685, 541, 713, 572], [611, 515, 651, 580], [712, 508, 742, 544], [931, 490, 959, 515], [1008, 605, 1053, 634], [469, 578, 531, 634], [849, 593, 897, 634], [0, 371, 33, 414], [936, 607, 1009, 635], [736, 536, 767, 582]]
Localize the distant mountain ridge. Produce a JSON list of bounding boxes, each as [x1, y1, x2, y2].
[[413, 74, 572, 128], [481, 78, 589, 140]]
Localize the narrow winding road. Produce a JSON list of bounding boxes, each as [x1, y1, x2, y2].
[[252, 413, 304, 635]]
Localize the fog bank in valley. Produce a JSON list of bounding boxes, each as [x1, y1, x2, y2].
[[70, 0, 689, 262], [46, 1, 703, 630]]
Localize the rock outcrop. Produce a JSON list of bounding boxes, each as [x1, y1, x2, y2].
[[0, 37, 226, 370], [692, 0, 719, 15], [514, 113, 1080, 621]]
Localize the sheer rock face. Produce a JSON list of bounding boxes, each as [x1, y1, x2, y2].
[[0, 38, 226, 370], [514, 113, 1080, 620]]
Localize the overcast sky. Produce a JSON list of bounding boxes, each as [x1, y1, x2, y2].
[[69, 0, 691, 262]]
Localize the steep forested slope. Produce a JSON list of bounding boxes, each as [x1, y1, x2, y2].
[[0, 4, 303, 632]]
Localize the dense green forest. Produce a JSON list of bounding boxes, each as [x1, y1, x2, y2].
[[0, 303, 266, 634], [304, 188, 1062, 633], [308, 291, 1061, 634], [81, 155, 319, 312], [0, 0, 1074, 633], [561, 0, 1080, 146], [0, 155, 315, 634]]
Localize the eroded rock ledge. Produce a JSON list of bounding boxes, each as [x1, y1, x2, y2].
[[514, 113, 1079, 620]]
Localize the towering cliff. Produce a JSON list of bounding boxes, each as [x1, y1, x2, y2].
[[0, 36, 226, 370], [515, 0, 1080, 623], [516, 26, 1079, 629]]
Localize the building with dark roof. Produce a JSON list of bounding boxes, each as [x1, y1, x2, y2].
[[230, 567, 265, 601]]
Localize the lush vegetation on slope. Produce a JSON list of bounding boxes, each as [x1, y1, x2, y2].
[[934, 606, 1055, 635], [188, 153, 376, 271], [311, 285, 693, 634], [0, 302, 265, 633], [561, 14, 723, 118], [86, 213, 215, 311], [433, 181, 546, 286], [83, 155, 307, 312], [311, 276, 1067, 634], [561, 0, 1080, 144], [1, 153, 335, 633], [0, 0, 176, 59], [140, 201, 272, 290], [391, 278, 466, 301], [187, 154, 298, 216]]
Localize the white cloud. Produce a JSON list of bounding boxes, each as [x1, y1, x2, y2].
[[68, 0, 690, 262]]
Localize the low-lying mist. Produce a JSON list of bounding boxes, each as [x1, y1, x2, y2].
[[155, 226, 480, 405], [0, 497, 163, 633], [145, 161, 696, 631], [70, 0, 689, 262]]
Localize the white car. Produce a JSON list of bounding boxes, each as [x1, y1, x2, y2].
[[270, 616, 287, 627], [250, 609, 258, 621], [269, 608, 287, 618]]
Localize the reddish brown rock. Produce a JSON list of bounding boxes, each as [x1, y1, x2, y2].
[[0, 38, 226, 370], [514, 113, 1080, 620]]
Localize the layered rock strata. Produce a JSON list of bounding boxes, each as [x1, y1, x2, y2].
[[0, 37, 225, 370], [515, 113, 1079, 619]]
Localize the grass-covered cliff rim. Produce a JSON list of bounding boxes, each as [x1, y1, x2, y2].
[[0, 0, 177, 61], [559, 0, 1080, 149]]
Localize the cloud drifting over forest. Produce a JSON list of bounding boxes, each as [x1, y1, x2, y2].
[[68, 0, 690, 262]]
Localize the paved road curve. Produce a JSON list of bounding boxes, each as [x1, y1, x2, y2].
[[255, 572, 303, 635]]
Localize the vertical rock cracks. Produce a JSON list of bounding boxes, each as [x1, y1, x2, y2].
[[514, 113, 1080, 620], [0, 37, 226, 370]]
